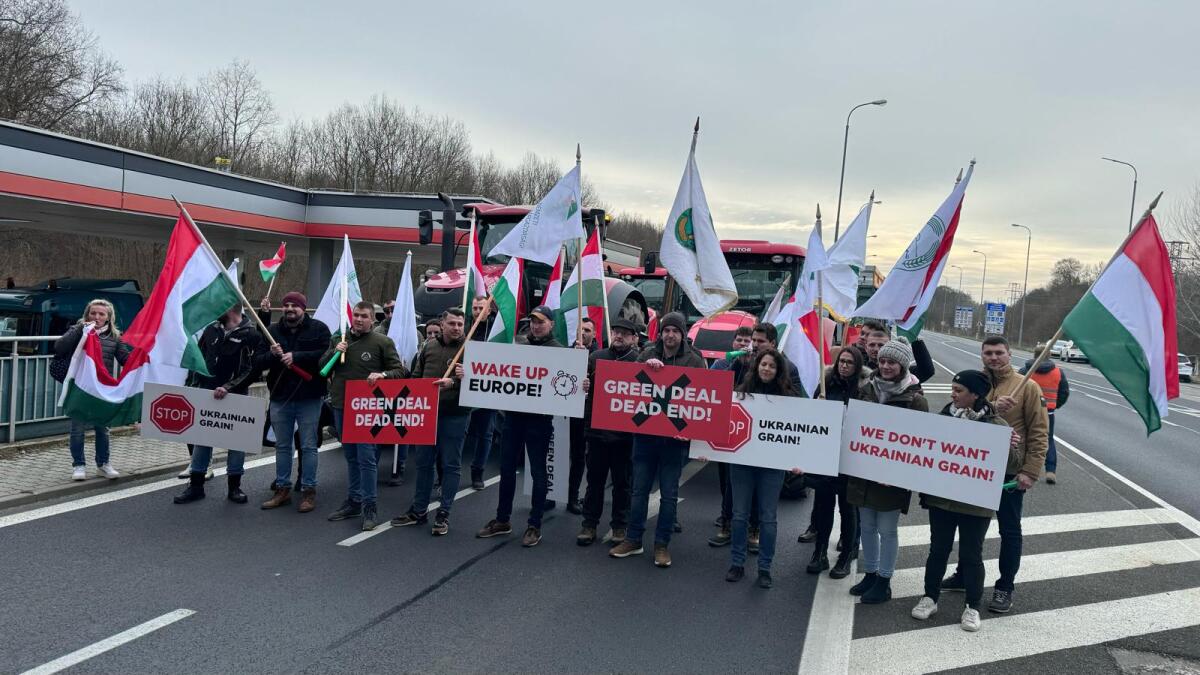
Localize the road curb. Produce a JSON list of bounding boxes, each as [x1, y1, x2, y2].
[[0, 458, 194, 511]]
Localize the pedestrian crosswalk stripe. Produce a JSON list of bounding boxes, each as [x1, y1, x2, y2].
[[889, 538, 1200, 599], [896, 508, 1178, 548], [847, 586, 1200, 675]]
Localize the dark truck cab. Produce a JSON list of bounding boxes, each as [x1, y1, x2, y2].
[[0, 278, 144, 353]]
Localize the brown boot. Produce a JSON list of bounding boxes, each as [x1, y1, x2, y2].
[[297, 488, 316, 513], [261, 486, 291, 509]]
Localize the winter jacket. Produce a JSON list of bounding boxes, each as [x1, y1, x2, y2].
[[731, 356, 803, 395], [986, 364, 1049, 479], [257, 315, 331, 402], [822, 365, 871, 405], [188, 315, 266, 394], [55, 323, 131, 375], [637, 338, 706, 370], [413, 334, 468, 416], [866, 338, 934, 383], [321, 330, 408, 409], [585, 342, 641, 444], [919, 402, 1010, 518], [846, 377, 929, 513], [1020, 358, 1070, 411]]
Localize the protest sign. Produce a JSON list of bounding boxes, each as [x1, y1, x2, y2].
[[689, 395, 844, 473], [341, 379, 440, 445], [460, 342, 588, 417], [141, 382, 267, 454], [523, 416, 570, 502], [590, 360, 732, 443], [839, 399, 1011, 510]]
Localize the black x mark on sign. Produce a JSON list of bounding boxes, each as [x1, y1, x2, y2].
[[631, 371, 692, 431], [369, 385, 411, 439]]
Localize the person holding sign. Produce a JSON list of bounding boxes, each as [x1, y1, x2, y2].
[[721, 348, 805, 589], [322, 302, 407, 531], [911, 369, 1011, 633], [847, 337, 928, 605], [609, 312, 706, 569], [174, 304, 265, 505]]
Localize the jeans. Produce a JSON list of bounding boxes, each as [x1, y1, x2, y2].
[[410, 411, 470, 515], [626, 435, 687, 546], [581, 435, 632, 530], [1045, 413, 1057, 472], [860, 507, 901, 578], [189, 445, 245, 475], [464, 408, 496, 473], [925, 506, 990, 609], [812, 476, 856, 555], [69, 417, 109, 467], [333, 409, 376, 507], [496, 413, 553, 527], [271, 398, 322, 490], [719, 462, 760, 528], [729, 465, 786, 571], [568, 417, 586, 500]]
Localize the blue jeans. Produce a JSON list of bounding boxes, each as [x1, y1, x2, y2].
[[860, 507, 901, 578], [410, 411, 470, 515], [69, 417, 109, 467], [729, 465, 786, 571], [270, 398, 321, 489], [626, 435, 687, 546], [1045, 413, 1057, 472], [332, 409, 376, 507], [496, 412, 553, 527], [189, 445, 245, 475], [464, 408, 496, 472]]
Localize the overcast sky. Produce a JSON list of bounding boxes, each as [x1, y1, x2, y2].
[[73, 0, 1200, 299]]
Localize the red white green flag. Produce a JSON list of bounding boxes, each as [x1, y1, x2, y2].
[[486, 257, 524, 344], [462, 216, 489, 322], [258, 242, 286, 282], [556, 229, 607, 348]]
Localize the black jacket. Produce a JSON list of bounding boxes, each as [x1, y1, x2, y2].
[[866, 338, 935, 383], [55, 323, 131, 375], [585, 343, 641, 444], [189, 315, 266, 394], [256, 314, 331, 401]]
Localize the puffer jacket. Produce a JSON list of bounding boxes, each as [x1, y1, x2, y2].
[[55, 323, 131, 375], [413, 334, 468, 416], [188, 315, 266, 394], [637, 337, 706, 369], [846, 376, 929, 514], [919, 402, 1010, 518], [986, 364, 1050, 478]]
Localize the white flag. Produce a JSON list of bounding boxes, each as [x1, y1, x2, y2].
[[659, 130, 737, 317], [823, 200, 872, 321], [225, 258, 241, 292], [488, 165, 585, 266], [781, 218, 831, 397], [387, 252, 420, 366], [313, 235, 362, 335]]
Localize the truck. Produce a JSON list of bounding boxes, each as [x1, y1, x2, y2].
[[0, 278, 145, 353]]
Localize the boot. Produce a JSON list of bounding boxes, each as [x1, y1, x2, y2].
[[298, 488, 316, 513], [227, 474, 247, 504], [860, 575, 892, 604], [173, 472, 206, 504], [830, 551, 853, 579], [261, 486, 291, 509], [849, 572, 878, 596], [471, 467, 485, 491], [806, 550, 830, 574]]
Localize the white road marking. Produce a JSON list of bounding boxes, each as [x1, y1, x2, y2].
[[20, 609, 195, 675], [930, 357, 956, 376], [897, 507, 1178, 548], [0, 441, 342, 530], [847, 587, 1200, 675], [337, 474, 504, 547], [797, 511, 857, 675]]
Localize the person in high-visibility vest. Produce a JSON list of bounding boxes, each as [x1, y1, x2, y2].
[[1021, 344, 1070, 484]]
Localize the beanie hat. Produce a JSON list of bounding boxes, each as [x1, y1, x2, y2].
[[877, 336, 914, 371], [952, 369, 991, 399], [658, 311, 687, 337], [281, 292, 307, 310]]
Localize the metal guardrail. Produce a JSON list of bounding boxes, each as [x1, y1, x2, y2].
[[2, 336, 67, 443]]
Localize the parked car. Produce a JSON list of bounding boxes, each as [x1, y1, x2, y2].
[[1050, 339, 1072, 359], [1064, 342, 1089, 363], [1180, 354, 1195, 383], [0, 278, 145, 354]]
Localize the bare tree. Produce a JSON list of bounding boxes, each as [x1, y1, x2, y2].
[[202, 59, 277, 170]]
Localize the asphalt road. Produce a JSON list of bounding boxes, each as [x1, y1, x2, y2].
[[2, 332, 1199, 674]]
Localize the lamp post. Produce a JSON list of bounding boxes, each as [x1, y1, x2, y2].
[[1011, 223, 1032, 346], [1102, 157, 1138, 232], [972, 249, 988, 337], [834, 99, 887, 241], [950, 264, 964, 332]]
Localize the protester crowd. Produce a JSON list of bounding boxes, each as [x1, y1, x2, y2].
[[61, 291, 1050, 633]]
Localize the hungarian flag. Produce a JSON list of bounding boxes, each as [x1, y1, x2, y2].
[[259, 243, 286, 282], [542, 250, 565, 313], [781, 217, 831, 397], [854, 162, 974, 336], [487, 257, 524, 343], [488, 165, 585, 266], [557, 229, 607, 348], [462, 216, 489, 322], [313, 235, 361, 336], [1062, 211, 1179, 434], [60, 214, 240, 426]]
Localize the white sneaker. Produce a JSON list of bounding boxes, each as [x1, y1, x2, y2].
[[177, 468, 191, 479], [72, 466, 86, 481], [961, 607, 981, 632], [97, 464, 120, 479], [911, 596, 938, 620], [204, 468, 215, 481]]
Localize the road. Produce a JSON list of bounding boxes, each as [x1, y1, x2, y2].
[[1, 331, 1198, 674]]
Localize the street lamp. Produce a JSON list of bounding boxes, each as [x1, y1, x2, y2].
[[834, 99, 887, 242], [951, 264, 964, 294], [1102, 157, 1138, 232], [972, 250, 988, 336], [1011, 224, 1032, 346]]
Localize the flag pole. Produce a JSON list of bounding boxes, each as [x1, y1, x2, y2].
[[442, 293, 494, 379], [463, 211, 477, 317], [266, 275, 276, 301], [575, 238, 585, 346], [594, 219, 613, 346], [1018, 191, 1163, 386], [816, 204, 827, 401], [170, 196, 311, 380], [339, 256, 348, 364]]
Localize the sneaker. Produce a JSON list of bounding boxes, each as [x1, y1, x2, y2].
[[757, 570, 773, 589], [707, 527, 732, 547], [72, 466, 86, 481], [431, 510, 449, 536], [203, 467, 214, 481], [610, 528, 627, 545], [566, 498, 583, 515], [941, 572, 965, 593], [1045, 471, 1057, 485], [748, 528, 760, 554], [725, 565, 745, 582], [176, 467, 190, 479], [361, 504, 379, 531], [390, 511, 428, 527], [327, 500, 363, 522], [961, 607, 982, 631], [988, 589, 1013, 614], [476, 519, 512, 538], [521, 526, 541, 548], [860, 575, 892, 604], [673, 520, 683, 534], [911, 596, 938, 620], [653, 544, 672, 568], [609, 540, 643, 558], [97, 464, 120, 479], [797, 526, 817, 543], [850, 572, 879, 596], [577, 526, 597, 546]]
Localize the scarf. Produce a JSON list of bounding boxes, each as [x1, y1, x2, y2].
[[872, 371, 918, 403], [947, 403, 989, 421]]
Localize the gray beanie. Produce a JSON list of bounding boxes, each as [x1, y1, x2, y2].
[[877, 336, 913, 371]]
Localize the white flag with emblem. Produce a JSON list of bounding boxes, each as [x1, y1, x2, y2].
[[313, 235, 362, 336], [488, 165, 585, 266], [823, 199, 872, 321]]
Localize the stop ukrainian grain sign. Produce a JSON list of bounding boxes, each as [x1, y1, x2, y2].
[[140, 383, 268, 454], [689, 395, 844, 473]]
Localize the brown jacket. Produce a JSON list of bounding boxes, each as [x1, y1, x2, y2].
[[986, 364, 1049, 478], [412, 335, 467, 416]]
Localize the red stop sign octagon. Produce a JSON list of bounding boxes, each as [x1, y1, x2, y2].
[[151, 393, 195, 434], [710, 402, 752, 453]]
